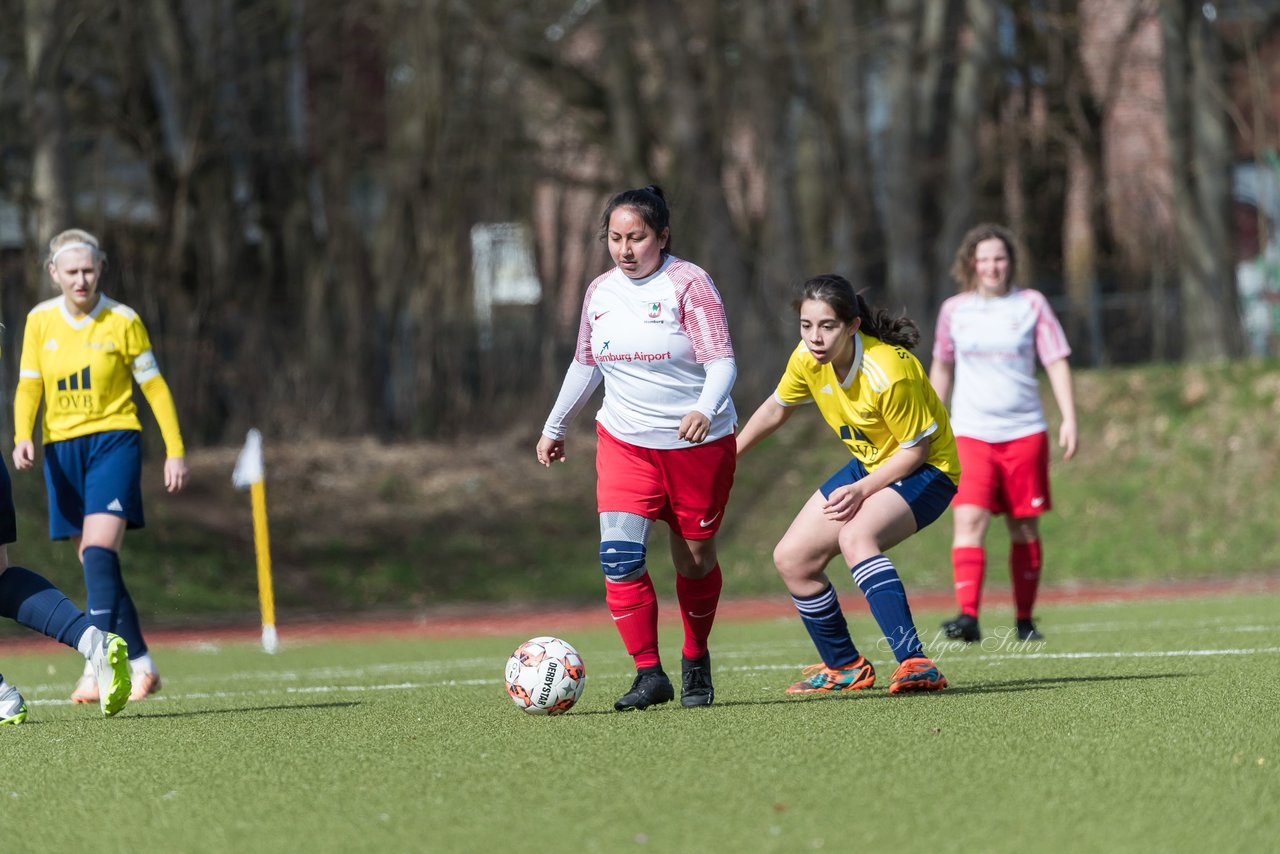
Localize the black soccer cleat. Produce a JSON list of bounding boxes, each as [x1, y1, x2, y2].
[[942, 613, 981, 643], [680, 652, 714, 708], [614, 667, 675, 711], [1016, 619, 1044, 641]]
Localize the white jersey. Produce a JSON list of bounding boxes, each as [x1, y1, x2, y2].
[[932, 288, 1071, 443], [574, 255, 736, 449]]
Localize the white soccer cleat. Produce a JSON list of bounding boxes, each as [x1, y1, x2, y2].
[[70, 673, 99, 704], [85, 630, 131, 717], [129, 670, 162, 701], [0, 681, 29, 725]]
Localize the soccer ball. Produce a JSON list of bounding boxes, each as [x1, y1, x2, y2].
[[504, 636, 586, 715]]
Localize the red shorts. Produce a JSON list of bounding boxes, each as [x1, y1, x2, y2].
[[955, 432, 1051, 518], [595, 423, 736, 540]]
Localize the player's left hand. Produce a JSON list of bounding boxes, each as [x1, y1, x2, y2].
[[678, 411, 711, 444], [164, 456, 189, 493]]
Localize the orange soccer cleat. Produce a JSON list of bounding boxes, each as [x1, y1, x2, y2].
[[888, 657, 948, 694], [786, 656, 876, 694]]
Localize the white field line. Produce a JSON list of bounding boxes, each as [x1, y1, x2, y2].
[[20, 645, 1280, 708], [1035, 619, 1276, 634], [970, 646, 1280, 661]]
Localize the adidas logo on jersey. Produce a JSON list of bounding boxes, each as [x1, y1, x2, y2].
[[839, 425, 871, 443], [820, 384, 833, 395], [107, 499, 124, 512], [56, 366, 91, 391], [44, 339, 59, 351]]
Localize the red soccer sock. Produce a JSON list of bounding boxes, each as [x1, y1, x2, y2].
[[605, 573, 661, 669], [675, 565, 722, 659], [1011, 540, 1043, 620], [952, 546, 986, 617]]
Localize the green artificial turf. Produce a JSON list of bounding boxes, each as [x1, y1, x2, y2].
[[1, 592, 1277, 852]]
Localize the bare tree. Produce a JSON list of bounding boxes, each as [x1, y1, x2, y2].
[[1161, 0, 1244, 358], [821, 1, 962, 348], [881, 0, 936, 338], [934, 0, 1000, 301], [648, 1, 755, 309], [23, 0, 73, 266], [2, 0, 1271, 446], [814, 2, 885, 291], [734, 1, 805, 357]]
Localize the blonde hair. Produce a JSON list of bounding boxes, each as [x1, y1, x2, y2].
[[46, 228, 106, 269]]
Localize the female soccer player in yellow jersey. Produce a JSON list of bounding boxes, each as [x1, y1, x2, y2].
[[736, 274, 956, 695], [11, 228, 188, 703]]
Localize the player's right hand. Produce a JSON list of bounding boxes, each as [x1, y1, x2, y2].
[[536, 436, 566, 467], [822, 483, 866, 522], [11, 440, 34, 471]]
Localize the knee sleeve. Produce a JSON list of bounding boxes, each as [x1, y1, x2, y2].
[[599, 511, 653, 583], [600, 540, 647, 582]]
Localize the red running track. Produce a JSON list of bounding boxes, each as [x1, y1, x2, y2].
[[4, 575, 1278, 654]]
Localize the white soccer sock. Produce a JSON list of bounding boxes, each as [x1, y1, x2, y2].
[[130, 652, 156, 675], [77, 626, 103, 660]]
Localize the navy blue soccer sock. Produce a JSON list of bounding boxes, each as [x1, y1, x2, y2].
[[83, 546, 148, 658], [0, 566, 92, 649], [851, 554, 924, 662], [791, 583, 861, 668]]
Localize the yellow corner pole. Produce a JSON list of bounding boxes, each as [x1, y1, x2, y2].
[[235, 428, 278, 653], [251, 479, 278, 652]]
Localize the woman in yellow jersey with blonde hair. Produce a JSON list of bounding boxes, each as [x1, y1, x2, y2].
[[737, 274, 956, 695], [12, 228, 188, 703]]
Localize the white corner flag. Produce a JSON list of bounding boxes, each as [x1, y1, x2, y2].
[[233, 429, 278, 653]]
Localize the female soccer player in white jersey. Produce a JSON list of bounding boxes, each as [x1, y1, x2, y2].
[[930, 224, 1078, 643], [737, 275, 954, 695], [12, 228, 189, 703], [537, 186, 737, 711]]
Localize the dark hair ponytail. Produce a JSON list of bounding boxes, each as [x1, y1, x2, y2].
[[598, 185, 673, 255], [795, 274, 920, 350]]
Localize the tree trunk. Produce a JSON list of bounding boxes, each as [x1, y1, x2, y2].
[[935, 0, 998, 305], [822, 2, 884, 292], [647, 0, 766, 391], [738, 3, 803, 318], [23, 0, 73, 262], [882, 0, 930, 337], [1161, 0, 1243, 359]]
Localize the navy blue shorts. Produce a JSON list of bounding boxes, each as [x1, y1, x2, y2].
[[0, 460, 18, 545], [820, 458, 957, 531], [43, 430, 145, 540]]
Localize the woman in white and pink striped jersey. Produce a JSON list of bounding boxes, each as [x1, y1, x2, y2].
[[537, 186, 737, 711], [929, 224, 1078, 644]]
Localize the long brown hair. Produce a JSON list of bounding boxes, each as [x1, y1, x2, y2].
[[949, 223, 1020, 292], [795, 274, 920, 350]]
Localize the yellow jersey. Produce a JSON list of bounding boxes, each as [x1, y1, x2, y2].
[[15, 295, 184, 455], [774, 331, 960, 484]]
